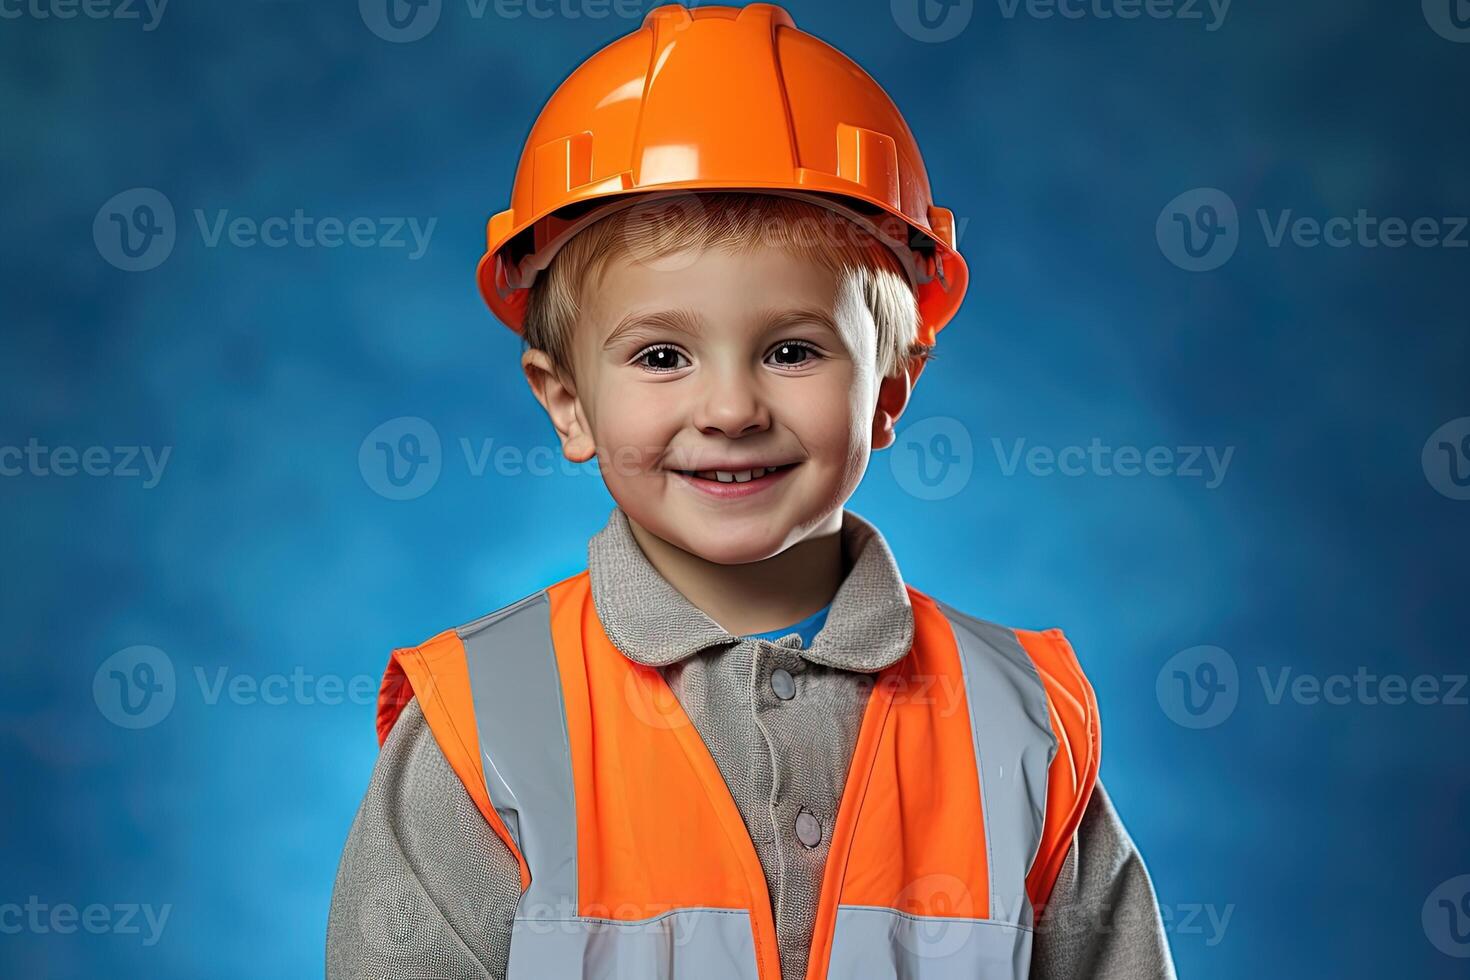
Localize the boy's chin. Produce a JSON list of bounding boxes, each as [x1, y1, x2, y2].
[[638, 508, 801, 566]]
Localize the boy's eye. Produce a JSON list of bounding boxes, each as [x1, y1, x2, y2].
[[768, 340, 822, 367], [633, 344, 689, 372]]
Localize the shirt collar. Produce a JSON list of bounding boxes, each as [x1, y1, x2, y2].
[[587, 505, 915, 672]]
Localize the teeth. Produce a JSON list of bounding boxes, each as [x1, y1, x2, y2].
[[690, 466, 779, 482]]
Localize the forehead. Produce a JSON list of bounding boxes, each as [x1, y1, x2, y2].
[[575, 244, 857, 345]]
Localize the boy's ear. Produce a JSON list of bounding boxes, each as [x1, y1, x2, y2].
[[871, 358, 927, 451], [522, 349, 597, 463]]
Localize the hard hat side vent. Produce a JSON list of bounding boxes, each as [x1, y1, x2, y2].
[[835, 124, 901, 213]]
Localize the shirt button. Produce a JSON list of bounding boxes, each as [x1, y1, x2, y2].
[[770, 667, 796, 700], [795, 808, 822, 848]]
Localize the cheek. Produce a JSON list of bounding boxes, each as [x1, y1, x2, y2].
[[784, 370, 871, 460], [591, 382, 682, 475]]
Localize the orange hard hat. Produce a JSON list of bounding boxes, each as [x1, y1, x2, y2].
[[477, 2, 969, 347]]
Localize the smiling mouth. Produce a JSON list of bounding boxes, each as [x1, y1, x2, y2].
[[672, 462, 799, 484]]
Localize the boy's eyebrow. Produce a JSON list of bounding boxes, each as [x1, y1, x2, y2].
[[603, 308, 705, 349], [602, 306, 841, 349], [763, 308, 841, 337]]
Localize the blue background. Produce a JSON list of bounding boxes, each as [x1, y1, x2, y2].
[[3, 0, 1468, 976]]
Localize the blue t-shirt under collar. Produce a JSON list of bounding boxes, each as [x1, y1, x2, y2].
[[742, 602, 831, 648]]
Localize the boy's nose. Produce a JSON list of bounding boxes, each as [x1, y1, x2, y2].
[[692, 372, 772, 439]]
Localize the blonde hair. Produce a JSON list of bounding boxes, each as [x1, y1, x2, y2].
[[522, 191, 932, 382]]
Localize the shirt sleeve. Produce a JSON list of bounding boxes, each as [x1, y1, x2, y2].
[[326, 697, 524, 980], [1030, 780, 1179, 980]]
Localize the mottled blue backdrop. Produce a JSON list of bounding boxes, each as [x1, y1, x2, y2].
[[3, 0, 1468, 977]]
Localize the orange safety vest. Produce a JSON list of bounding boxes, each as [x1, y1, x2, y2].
[[377, 571, 1099, 979]]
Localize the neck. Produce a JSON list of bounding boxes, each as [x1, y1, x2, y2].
[[626, 513, 846, 637]]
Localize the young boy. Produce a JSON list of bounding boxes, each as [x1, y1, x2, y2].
[[328, 5, 1176, 978]]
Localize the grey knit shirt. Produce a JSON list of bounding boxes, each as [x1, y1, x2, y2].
[[326, 506, 1178, 979]]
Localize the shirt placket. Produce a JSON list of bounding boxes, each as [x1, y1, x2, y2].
[[749, 632, 837, 980]]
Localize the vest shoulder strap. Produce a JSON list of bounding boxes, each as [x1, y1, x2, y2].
[[1012, 627, 1101, 914], [376, 620, 533, 892]]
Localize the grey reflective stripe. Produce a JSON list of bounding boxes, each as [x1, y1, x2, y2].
[[507, 907, 759, 979], [827, 906, 1032, 979], [933, 601, 1057, 929], [459, 590, 577, 913]]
